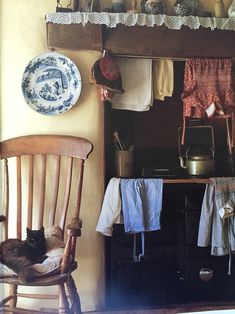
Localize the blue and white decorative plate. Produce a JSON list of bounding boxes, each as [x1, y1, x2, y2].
[[21, 52, 82, 115]]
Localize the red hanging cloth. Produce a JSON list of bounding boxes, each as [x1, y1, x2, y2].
[[181, 58, 235, 144]]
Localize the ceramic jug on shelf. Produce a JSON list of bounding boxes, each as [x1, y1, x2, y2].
[[112, 0, 126, 12], [214, 0, 225, 17], [228, 0, 235, 17], [144, 0, 166, 14], [127, 0, 139, 13], [173, 0, 198, 16]]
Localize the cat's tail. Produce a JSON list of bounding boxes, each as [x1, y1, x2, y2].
[[19, 266, 39, 282], [3, 257, 40, 282]]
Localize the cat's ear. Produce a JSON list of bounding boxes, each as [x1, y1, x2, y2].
[[26, 227, 31, 235], [40, 226, 44, 232]]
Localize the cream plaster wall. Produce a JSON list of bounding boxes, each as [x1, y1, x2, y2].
[[0, 0, 105, 311]]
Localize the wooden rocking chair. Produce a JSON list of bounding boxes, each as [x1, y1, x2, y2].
[[0, 134, 93, 314]]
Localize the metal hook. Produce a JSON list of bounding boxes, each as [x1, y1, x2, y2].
[[66, 0, 72, 8], [56, 0, 72, 11], [57, 0, 62, 8]]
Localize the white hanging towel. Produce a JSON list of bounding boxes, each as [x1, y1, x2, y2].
[[96, 177, 122, 236], [153, 59, 174, 101], [112, 58, 153, 111]]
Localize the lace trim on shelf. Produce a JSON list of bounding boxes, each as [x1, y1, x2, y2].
[[45, 12, 235, 31]]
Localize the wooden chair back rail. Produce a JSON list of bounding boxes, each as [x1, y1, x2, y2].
[[3, 155, 86, 239], [3, 159, 9, 241], [59, 156, 73, 232], [16, 156, 22, 239], [0, 134, 92, 159], [1, 135, 92, 240], [74, 161, 84, 219], [49, 155, 60, 227], [38, 154, 46, 229], [27, 155, 34, 229]]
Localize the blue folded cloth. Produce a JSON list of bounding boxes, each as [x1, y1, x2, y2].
[[120, 178, 163, 234]]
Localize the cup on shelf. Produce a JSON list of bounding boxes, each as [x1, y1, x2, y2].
[[112, 0, 126, 12], [228, 0, 235, 17], [115, 150, 134, 178], [214, 0, 225, 17]]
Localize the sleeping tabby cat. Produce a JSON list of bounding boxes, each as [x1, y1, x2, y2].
[[0, 226, 47, 282]]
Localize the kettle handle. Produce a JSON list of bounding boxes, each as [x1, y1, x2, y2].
[[186, 147, 214, 159]]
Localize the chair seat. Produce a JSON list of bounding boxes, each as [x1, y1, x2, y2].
[[0, 261, 77, 286]]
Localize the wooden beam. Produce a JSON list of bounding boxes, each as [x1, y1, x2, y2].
[[46, 22, 235, 58], [103, 25, 235, 58], [47, 22, 103, 51]]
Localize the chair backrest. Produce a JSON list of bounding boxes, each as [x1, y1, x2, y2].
[[0, 134, 93, 241]]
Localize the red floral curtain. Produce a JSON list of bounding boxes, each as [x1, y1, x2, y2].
[[181, 58, 235, 144]]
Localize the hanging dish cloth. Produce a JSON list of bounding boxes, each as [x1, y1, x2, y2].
[[198, 177, 235, 275], [96, 177, 122, 236], [120, 178, 163, 262], [181, 58, 235, 144], [112, 58, 153, 111], [153, 59, 174, 101]]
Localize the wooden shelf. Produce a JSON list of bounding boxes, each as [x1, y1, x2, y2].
[[163, 178, 210, 184], [103, 24, 235, 58], [47, 21, 235, 58]]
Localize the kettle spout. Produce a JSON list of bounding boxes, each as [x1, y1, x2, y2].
[[179, 156, 186, 169]]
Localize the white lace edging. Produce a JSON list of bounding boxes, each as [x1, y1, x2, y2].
[[45, 12, 235, 31]]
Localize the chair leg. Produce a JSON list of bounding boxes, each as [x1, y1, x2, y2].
[[66, 275, 82, 314], [9, 284, 18, 308], [59, 284, 71, 314]]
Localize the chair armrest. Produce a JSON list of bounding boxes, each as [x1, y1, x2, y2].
[[60, 217, 82, 273], [0, 215, 6, 222], [66, 217, 82, 237]]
